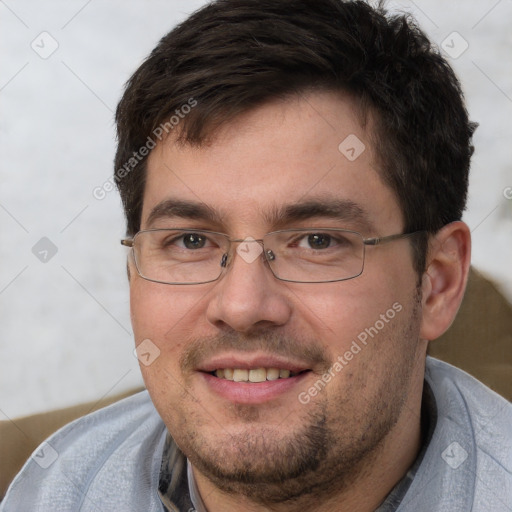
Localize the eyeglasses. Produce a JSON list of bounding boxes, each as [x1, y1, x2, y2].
[[121, 228, 424, 285]]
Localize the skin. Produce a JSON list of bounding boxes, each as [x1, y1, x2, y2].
[[129, 91, 471, 511]]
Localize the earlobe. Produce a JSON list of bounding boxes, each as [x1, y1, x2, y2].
[[419, 221, 471, 341]]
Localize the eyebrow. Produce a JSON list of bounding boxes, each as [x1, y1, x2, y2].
[[145, 197, 373, 231], [267, 198, 373, 231], [145, 199, 223, 228]]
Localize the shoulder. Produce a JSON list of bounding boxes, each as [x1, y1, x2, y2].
[[424, 357, 512, 510], [426, 356, 512, 440], [1, 391, 167, 512]]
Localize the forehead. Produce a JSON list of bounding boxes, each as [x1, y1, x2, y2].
[[142, 91, 402, 234]]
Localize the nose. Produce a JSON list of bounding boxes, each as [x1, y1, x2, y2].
[[205, 240, 293, 333]]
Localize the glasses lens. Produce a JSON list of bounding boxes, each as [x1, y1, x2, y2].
[[264, 229, 364, 283], [131, 228, 365, 284], [133, 229, 228, 284]]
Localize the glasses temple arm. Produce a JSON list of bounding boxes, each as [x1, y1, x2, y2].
[[363, 231, 426, 246]]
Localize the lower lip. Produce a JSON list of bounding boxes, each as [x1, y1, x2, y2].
[[199, 371, 310, 404]]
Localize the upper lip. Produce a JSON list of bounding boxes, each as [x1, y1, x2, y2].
[[197, 353, 312, 373]]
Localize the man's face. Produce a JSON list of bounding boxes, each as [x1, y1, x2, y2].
[[130, 92, 426, 502]]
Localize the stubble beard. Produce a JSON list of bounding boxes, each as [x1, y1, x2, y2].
[[172, 291, 423, 507]]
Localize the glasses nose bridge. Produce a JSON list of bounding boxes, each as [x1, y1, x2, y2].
[[221, 236, 269, 269], [228, 236, 264, 244]]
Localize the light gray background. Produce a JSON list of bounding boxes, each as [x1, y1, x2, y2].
[[1, 0, 511, 419]]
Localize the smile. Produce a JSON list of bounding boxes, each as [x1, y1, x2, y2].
[[211, 368, 302, 382]]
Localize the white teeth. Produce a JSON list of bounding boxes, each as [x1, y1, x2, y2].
[[266, 368, 280, 380], [213, 367, 298, 382], [233, 369, 249, 382], [249, 368, 267, 383]]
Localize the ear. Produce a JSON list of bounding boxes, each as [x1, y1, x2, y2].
[[420, 221, 471, 341]]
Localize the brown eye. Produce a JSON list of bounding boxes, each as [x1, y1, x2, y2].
[[307, 233, 332, 249], [182, 233, 207, 249]]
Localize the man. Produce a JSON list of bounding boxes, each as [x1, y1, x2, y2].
[[2, 0, 511, 510]]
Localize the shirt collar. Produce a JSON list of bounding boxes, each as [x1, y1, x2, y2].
[[374, 380, 438, 511]]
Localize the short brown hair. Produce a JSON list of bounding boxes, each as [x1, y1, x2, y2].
[[114, 0, 476, 275]]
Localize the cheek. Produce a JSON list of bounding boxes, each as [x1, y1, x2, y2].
[[292, 277, 408, 353], [130, 278, 207, 358], [129, 281, 202, 417], [303, 285, 420, 394]]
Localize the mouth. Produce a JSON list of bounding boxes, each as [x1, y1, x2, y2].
[[196, 355, 313, 404], [207, 367, 307, 382]]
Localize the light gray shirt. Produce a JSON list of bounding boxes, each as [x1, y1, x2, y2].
[[1, 357, 511, 511]]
